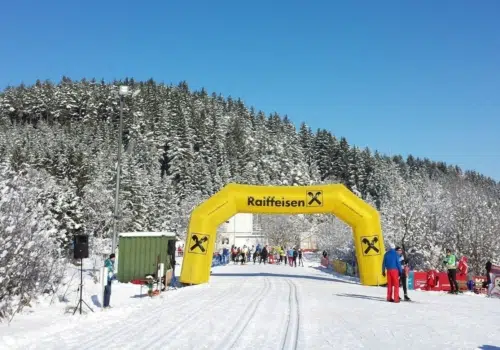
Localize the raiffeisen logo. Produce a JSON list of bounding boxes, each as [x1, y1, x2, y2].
[[247, 196, 305, 207]]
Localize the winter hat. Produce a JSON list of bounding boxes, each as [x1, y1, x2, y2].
[[389, 242, 396, 249]]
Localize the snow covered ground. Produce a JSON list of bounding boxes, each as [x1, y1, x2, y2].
[[1, 255, 500, 350]]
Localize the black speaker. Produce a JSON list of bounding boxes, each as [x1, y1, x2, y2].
[[73, 235, 89, 259], [167, 239, 176, 256]]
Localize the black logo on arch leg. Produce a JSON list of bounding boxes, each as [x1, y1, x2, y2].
[[306, 191, 323, 207], [361, 236, 380, 256], [189, 233, 209, 255]]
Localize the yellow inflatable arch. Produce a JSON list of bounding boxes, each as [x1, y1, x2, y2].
[[179, 183, 387, 286]]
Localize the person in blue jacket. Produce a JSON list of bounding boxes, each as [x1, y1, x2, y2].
[[382, 243, 403, 303]]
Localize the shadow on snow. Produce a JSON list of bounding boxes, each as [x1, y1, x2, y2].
[[310, 266, 359, 282], [334, 293, 388, 302], [210, 272, 352, 284]]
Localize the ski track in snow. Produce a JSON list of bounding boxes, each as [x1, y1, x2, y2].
[[217, 277, 270, 350], [85, 284, 226, 350], [280, 279, 300, 350], [140, 277, 255, 349]]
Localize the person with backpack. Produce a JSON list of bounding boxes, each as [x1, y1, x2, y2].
[[292, 248, 298, 267], [443, 248, 459, 294]]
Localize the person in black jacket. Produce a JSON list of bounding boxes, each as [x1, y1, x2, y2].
[[396, 246, 411, 301], [298, 249, 304, 267], [253, 250, 259, 264], [485, 261, 493, 296], [260, 246, 268, 264]]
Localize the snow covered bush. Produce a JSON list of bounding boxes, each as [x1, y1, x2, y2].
[[0, 165, 66, 319]]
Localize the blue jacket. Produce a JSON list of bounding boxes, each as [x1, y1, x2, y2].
[[382, 249, 402, 274]]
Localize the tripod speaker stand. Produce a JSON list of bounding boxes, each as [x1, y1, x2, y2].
[[73, 258, 94, 315], [72, 235, 94, 315]]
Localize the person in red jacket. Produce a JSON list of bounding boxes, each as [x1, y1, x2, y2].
[[382, 243, 403, 303]]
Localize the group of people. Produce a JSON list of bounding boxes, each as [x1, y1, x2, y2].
[[382, 243, 411, 303], [383, 244, 466, 302], [218, 244, 304, 267]]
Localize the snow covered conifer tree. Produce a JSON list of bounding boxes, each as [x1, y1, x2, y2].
[[0, 165, 65, 318]]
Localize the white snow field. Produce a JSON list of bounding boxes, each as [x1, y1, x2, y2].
[[1, 256, 500, 350]]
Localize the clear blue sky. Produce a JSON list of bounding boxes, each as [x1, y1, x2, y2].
[[1, 0, 499, 180]]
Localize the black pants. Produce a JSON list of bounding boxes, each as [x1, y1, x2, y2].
[[400, 273, 408, 296], [103, 281, 112, 307], [448, 269, 459, 292]]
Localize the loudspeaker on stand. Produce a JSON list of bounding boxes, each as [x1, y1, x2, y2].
[[73, 235, 89, 260]]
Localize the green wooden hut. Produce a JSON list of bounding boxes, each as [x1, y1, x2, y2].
[[116, 232, 177, 283]]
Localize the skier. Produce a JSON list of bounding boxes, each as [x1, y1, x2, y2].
[[443, 248, 459, 294], [396, 246, 411, 301], [382, 243, 403, 303]]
